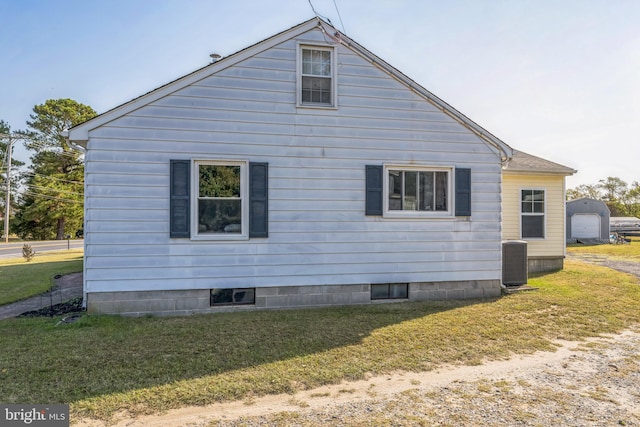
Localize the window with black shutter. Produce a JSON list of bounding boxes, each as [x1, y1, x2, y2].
[[170, 160, 269, 239]]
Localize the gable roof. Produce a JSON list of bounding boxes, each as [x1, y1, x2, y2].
[[68, 17, 513, 161], [504, 150, 576, 176], [566, 197, 610, 211]]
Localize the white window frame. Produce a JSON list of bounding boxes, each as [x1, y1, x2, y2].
[[520, 188, 546, 240], [383, 164, 454, 218], [191, 159, 249, 240], [297, 43, 337, 108]]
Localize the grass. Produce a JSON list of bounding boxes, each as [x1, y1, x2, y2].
[[0, 249, 83, 306], [567, 235, 640, 260], [0, 259, 638, 423]]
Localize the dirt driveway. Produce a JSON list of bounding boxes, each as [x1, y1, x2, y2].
[[79, 329, 640, 427], [78, 253, 640, 427]]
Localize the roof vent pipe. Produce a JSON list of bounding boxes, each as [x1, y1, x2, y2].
[[209, 53, 222, 63]]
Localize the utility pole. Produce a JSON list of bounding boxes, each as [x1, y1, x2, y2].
[[2, 132, 29, 243], [3, 134, 12, 243]]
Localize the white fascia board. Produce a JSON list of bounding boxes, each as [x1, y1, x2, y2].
[[68, 19, 322, 145]]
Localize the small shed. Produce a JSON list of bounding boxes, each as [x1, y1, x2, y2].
[[566, 198, 610, 243]]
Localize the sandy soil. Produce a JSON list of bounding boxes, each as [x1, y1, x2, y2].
[[75, 328, 640, 427]]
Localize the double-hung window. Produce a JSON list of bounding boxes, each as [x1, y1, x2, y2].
[[385, 167, 451, 215], [195, 160, 247, 238], [521, 189, 545, 238], [170, 160, 268, 239], [299, 45, 335, 107]]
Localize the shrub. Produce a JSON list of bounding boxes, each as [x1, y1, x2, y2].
[[22, 244, 36, 262]]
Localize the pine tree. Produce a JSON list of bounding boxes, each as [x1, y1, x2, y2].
[[14, 99, 96, 240]]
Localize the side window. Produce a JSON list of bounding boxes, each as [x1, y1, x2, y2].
[[521, 189, 545, 238], [383, 166, 452, 216], [388, 169, 449, 212], [366, 165, 471, 217], [299, 45, 335, 107], [196, 162, 245, 237], [170, 160, 269, 240]]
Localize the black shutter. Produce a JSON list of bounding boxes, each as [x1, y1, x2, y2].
[[170, 160, 190, 238], [365, 165, 383, 216], [455, 168, 472, 216], [249, 162, 269, 238]]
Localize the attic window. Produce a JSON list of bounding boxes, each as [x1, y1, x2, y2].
[[299, 45, 335, 107]]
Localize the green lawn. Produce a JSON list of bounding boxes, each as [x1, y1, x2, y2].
[[0, 259, 638, 423], [568, 236, 640, 260], [0, 249, 83, 306]]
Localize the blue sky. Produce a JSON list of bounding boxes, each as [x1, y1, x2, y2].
[[1, 0, 639, 189]]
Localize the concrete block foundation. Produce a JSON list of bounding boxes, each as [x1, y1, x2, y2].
[[86, 279, 502, 316]]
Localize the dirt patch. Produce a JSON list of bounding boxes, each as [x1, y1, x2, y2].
[[74, 329, 640, 427], [18, 297, 83, 318], [567, 252, 640, 278]]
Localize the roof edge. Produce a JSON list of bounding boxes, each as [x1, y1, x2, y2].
[[316, 20, 513, 162], [68, 18, 321, 144], [69, 17, 513, 163]]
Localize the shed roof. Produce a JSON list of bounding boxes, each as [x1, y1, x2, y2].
[[504, 150, 576, 176], [67, 17, 512, 161]]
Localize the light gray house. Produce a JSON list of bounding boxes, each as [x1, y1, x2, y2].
[[68, 18, 516, 316], [566, 198, 610, 243]]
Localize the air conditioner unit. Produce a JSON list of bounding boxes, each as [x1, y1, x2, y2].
[[502, 240, 528, 286]]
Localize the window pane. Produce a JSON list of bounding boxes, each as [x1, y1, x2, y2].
[[198, 199, 242, 234], [233, 288, 255, 305], [211, 288, 256, 306], [371, 284, 390, 299], [302, 49, 331, 76], [302, 49, 312, 74], [302, 76, 331, 104], [404, 171, 418, 210], [435, 171, 448, 211], [419, 172, 434, 211], [533, 190, 545, 213], [389, 170, 402, 210], [211, 289, 233, 305], [199, 165, 240, 198], [389, 283, 408, 298], [522, 215, 544, 238]]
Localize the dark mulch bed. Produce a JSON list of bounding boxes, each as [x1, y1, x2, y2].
[[18, 297, 85, 318]]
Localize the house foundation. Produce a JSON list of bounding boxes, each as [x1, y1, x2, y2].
[[528, 256, 564, 273], [86, 279, 502, 316]]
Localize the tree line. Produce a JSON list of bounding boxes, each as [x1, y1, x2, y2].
[[1, 98, 96, 240], [568, 177, 640, 217]]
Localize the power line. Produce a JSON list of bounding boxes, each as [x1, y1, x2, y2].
[[22, 171, 83, 185], [28, 184, 83, 196], [21, 190, 83, 204], [307, 0, 333, 24], [25, 140, 82, 159], [332, 0, 346, 34]]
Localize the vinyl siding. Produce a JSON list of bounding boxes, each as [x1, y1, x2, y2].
[[502, 173, 567, 258], [83, 27, 504, 294]]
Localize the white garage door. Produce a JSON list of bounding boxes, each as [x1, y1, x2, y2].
[[572, 214, 600, 238]]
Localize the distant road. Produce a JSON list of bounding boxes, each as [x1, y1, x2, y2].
[[0, 240, 84, 259]]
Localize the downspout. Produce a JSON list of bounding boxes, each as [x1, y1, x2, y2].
[[63, 130, 88, 310]]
